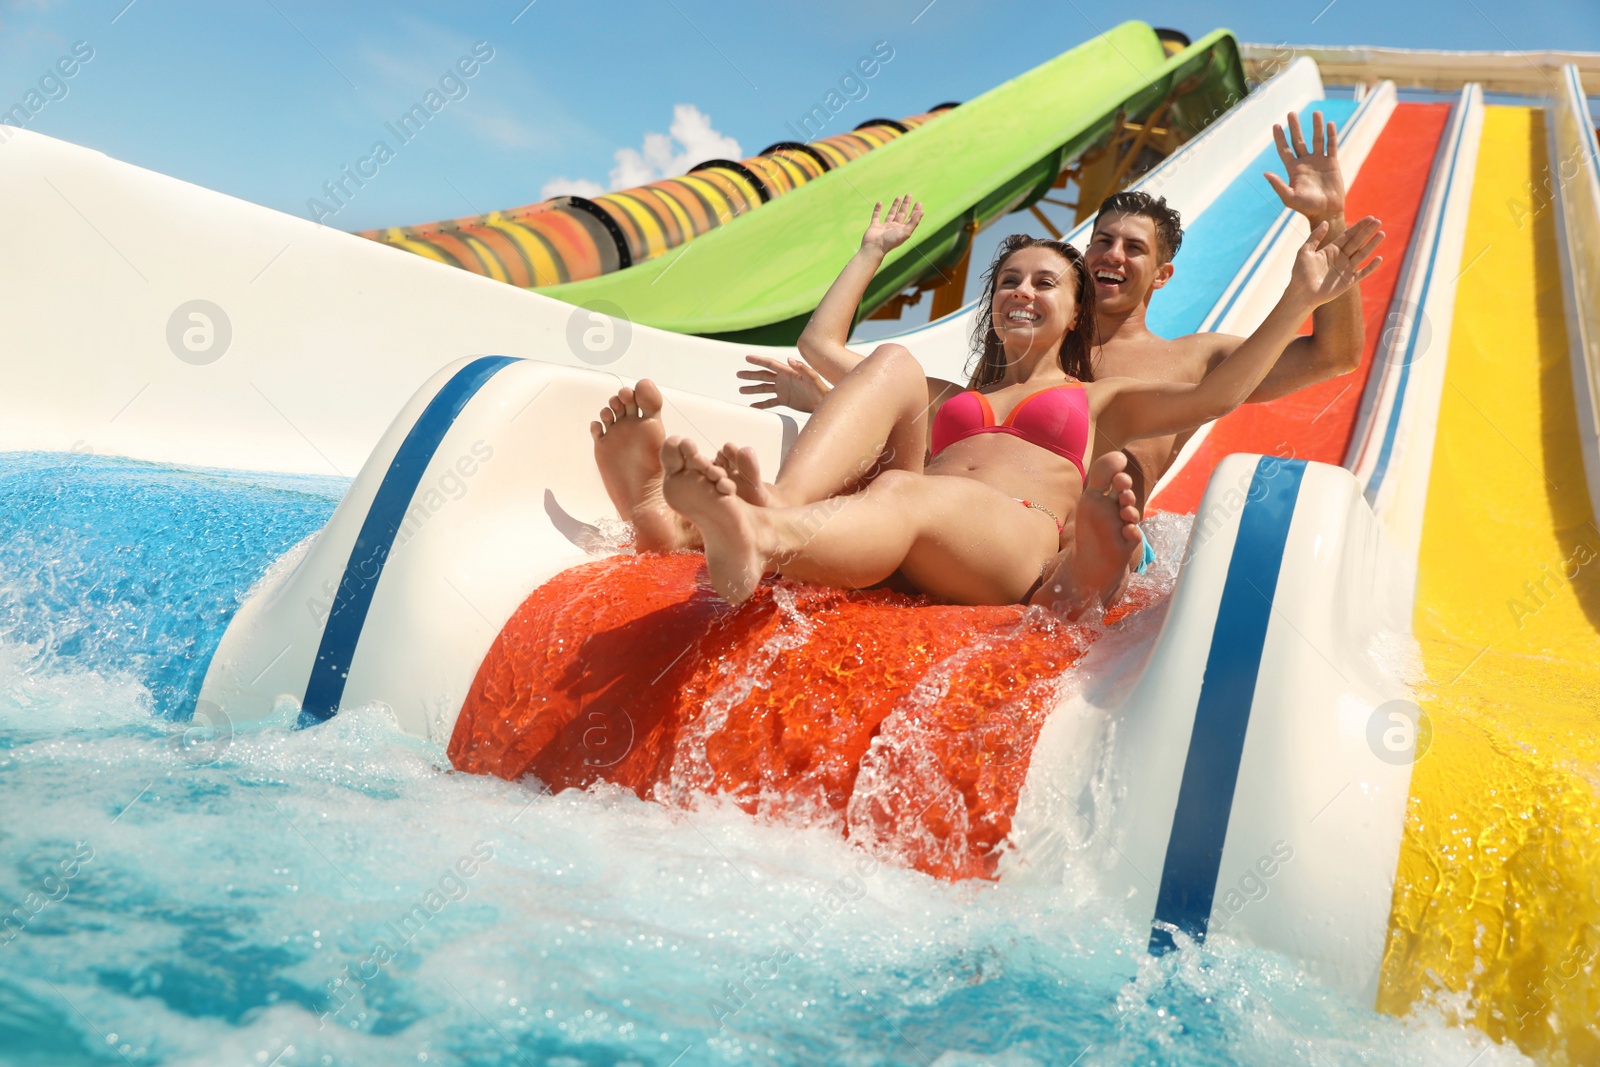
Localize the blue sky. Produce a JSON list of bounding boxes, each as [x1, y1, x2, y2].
[[3, 0, 1598, 232]]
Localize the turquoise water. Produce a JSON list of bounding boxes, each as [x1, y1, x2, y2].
[[0, 454, 1529, 1067]]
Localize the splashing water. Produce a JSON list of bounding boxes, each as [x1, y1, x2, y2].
[[664, 583, 819, 805], [0, 454, 1530, 1066]]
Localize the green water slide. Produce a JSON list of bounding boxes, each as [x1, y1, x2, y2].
[[544, 23, 1246, 344]]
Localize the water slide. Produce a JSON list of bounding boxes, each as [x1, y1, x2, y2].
[[359, 24, 1245, 344], [197, 51, 1417, 997], [1073, 68, 1600, 1058], [1376, 83, 1600, 1058], [354, 100, 960, 290], [6, 27, 1599, 1062]]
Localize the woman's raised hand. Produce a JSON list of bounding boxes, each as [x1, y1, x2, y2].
[[1290, 215, 1385, 308], [861, 195, 924, 256]]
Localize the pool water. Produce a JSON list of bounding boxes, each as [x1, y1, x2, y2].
[[0, 454, 1529, 1067]]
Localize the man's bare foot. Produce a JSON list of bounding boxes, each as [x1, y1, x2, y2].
[[661, 437, 771, 604], [1064, 452, 1144, 616], [713, 443, 777, 507], [591, 380, 693, 551]]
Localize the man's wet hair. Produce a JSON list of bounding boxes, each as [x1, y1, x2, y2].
[[1094, 190, 1183, 264]]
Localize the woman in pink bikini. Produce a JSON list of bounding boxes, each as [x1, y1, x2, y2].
[[600, 196, 1382, 614]]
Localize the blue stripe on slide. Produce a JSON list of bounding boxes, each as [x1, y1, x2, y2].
[[1149, 456, 1306, 953], [299, 355, 518, 726], [1201, 209, 1297, 333]]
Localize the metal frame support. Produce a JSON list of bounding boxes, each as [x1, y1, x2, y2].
[[866, 77, 1202, 320]]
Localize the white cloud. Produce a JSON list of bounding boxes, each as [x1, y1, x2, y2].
[[607, 104, 742, 189], [540, 176, 605, 199], [538, 105, 742, 200]]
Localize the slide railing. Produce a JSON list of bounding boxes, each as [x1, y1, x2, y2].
[[1551, 63, 1600, 526]]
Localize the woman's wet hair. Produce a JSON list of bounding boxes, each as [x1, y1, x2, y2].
[[966, 235, 1098, 389]]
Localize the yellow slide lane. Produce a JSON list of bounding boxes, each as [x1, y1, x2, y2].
[[1378, 106, 1600, 1063]]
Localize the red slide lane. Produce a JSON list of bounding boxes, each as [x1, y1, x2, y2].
[[1149, 103, 1453, 515], [450, 553, 1164, 881]]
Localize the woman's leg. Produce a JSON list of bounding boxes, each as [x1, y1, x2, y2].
[[661, 438, 1060, 605], [591, 379, 695, 551], [718, 343, 931, 508]]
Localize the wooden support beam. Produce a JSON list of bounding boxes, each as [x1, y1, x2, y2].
[[872, 76, 1207, 322], [928, 220, 979, 320], [1029, 204, 1063, 239], [866, 289, 920, 320]]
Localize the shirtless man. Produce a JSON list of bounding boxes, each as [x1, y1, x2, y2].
[[592, 112, 1361, 606]]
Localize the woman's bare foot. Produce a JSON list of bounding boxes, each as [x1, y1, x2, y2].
[[661, 437, 771, 604], [713, 443, 776, 507], [1064, 452, 1144, 616], [590, 380, 694, 551]]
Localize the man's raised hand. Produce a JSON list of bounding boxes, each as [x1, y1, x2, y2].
[[1265, 110, 1346, 228]]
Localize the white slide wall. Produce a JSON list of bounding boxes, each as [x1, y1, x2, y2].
[[1550, 65, 1600, 529], [200, 358, 790, 739], [1007, 455, 1414, 999], [1354, 87, 1484, 563], [0, 129, 791, 476]]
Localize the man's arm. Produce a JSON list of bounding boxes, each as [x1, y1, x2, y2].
[[1100, 219, 1382, 445], [1207, 110, 1367, 403], [1239, 212, 1365, 402]]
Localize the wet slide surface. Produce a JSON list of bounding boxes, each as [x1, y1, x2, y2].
[[1378, 106, 1600, 1061], [449, 553, 1165, 882], [1151, 102, 1453, 514]]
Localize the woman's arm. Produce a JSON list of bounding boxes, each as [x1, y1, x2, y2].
[[777, 196, 960, 410], [796, 196, 923, 384], [1097, 216, 1384, 446]]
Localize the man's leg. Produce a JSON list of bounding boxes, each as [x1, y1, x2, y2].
[[1028, 454, 1146, 616]]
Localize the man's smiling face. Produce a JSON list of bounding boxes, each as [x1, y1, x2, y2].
[[1083, 211, 1175, 316]]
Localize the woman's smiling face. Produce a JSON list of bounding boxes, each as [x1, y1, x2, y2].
[[991, 245, 1078, 356]]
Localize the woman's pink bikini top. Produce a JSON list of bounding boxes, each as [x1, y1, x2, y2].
[[930, 381, 1089, 482]]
